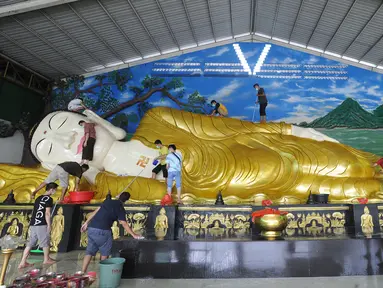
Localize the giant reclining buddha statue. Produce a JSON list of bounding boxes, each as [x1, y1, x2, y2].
[[0, 107, 381, 204]]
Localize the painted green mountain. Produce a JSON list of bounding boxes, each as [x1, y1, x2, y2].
[[300, 98, 383, 129]]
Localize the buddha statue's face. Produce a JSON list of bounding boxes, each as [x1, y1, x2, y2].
[[31, 111, 115, 170]]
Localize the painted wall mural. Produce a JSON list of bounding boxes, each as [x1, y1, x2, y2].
[[52, 42, 383, 156]]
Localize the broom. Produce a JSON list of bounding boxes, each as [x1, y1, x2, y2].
[[30, 200, 59, 254]]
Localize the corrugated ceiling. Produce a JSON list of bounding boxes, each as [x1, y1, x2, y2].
[[0, 0, 383, 79]]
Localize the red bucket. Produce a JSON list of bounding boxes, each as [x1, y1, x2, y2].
[[69, 191, 94, 203]]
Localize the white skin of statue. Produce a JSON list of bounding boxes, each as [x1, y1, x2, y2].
[[30, 109, 338, 185]]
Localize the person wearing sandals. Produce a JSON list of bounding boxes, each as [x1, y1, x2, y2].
[[166, 144, 183, 204]]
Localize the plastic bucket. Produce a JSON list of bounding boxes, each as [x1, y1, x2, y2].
[[99, 257, 126, 288]]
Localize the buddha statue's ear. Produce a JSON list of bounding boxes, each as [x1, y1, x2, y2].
[[83, 109, 126, 140], [41, 162, 56, 171]]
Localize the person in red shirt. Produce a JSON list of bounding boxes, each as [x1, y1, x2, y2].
[[372, 158, 383, 173], [79, 120, 97, 165]]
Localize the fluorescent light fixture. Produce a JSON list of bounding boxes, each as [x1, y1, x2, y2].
[[307, 46, 324, 53], [125, 57, 143, 63], [254, 32, 271, 39], [162, 48, 180, 54], [272, 37, 288, 43], [342, 56, 358, 62], [289, 41, 306, 48], [377, 65, 383, 70], [324, 51, 342, 58], [198, 40, 215, 46], [253, 44, 272, 75], [143, 52, 161, 59], [105, 61, 124, 68], [180, 44, 198, 50], [359, 61, 376, 67], [234, 32, 251, 38], [233, 43, 252, 75], [216, 36, 233, 42]]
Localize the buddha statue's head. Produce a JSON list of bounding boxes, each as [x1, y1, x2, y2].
[[31, 111, 115, 171]]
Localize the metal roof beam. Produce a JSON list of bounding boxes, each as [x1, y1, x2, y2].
[[0, 0, 80, 18], [306, 0, 329, 46], [0, 30, 67, 77], [324, 0, 358, 52], [250, 0, 255, 33], [12, 16, 87, 73], [97, 0, 143, 58], [154, 0, 180, 49], [342, 2, 383, 56], [289, 0, 305, 41], [359, 33, 383, 63], [206, 0, 216, 41], [40, 10, 106, 67], [181, 0, 198, 44], [271, 0, 282, 37], [125, 0, 162, 53], [68, 4, 125, 63], [229, 0, 234, 37]]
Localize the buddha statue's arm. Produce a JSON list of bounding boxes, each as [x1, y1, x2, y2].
[[83, 109, 126, 140]]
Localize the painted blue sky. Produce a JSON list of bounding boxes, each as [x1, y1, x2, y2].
[[64, 42, 383, 131]]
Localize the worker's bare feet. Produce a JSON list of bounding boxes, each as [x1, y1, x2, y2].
[[43, 258, 56, 265], [18, 262, 33, 269]]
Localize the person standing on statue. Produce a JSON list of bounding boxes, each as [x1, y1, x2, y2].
[[152, 140, 168, 182], [19, 182, 58, 269], [80, 192, 142, 272], [78, 120, 97, 165], [254, 83, 268, 123], [31, 162, 89, 202], [166, 144, 183, 204]]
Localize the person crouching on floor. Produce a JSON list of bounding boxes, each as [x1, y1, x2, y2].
[[19, 182, 58, 269], [80, 192, 142, 272]]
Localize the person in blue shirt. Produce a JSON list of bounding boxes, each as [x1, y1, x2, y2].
[[80, 192, 141, 272], [166, 144, 183, 204]]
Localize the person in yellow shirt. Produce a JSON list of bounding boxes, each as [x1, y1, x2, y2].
[[209, 100, 228, 117], [152, 139, 169, 182]]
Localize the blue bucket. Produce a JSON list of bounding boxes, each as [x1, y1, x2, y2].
[[153, 160, 159, 166]]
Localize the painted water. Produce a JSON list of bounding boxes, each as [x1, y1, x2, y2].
[[321, 129, 383, 156]]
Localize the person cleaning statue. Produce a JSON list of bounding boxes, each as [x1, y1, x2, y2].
[[78, 120, 97, 165], [152, 139, 168, 182], [80, 192, 142, 272], [19, 183, 58, 269], [254, 83, 268, 123], [209, 100, 228, 117], [68, 98, 87, 113], [31, 162, 89, 202], [166, 144, 183, 205]]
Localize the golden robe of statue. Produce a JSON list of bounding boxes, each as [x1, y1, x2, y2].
[[0, 107, 382, 204]]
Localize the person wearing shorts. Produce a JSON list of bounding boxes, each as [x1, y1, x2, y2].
[[19, 183, 58, 269], [80, 192, 141, 272], [166, 144, 183, 204], [152, 140, 168, 181], [32, 162, 89, 202], [78, 120, 96, 165], [254, 83, 268, 123]]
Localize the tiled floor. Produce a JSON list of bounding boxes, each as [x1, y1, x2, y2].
[[1, 250, 383, 287]]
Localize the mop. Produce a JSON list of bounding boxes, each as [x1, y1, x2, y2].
[[116, 164, 150, 199], [252, 102, 257, 122], [30, 200, 59, 254]]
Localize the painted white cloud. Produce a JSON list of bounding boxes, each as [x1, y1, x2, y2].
[[269, 57, 296, 64], [295, 83, 303, 89], [366, 85, 383, 97], [81, 77, 97, 89], [306, 55, 319, 64], [150, 99, 174, 107], [121, 91, 134, 99], [243, 49, 259, 59], [231, 116, 248, 120], [208, 46, 230, 58], [184, 56, 198, 62], [209, 80, 242, 102], [282, 94, 342, 104], [276, 104, 328, 124]]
